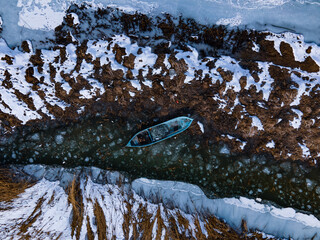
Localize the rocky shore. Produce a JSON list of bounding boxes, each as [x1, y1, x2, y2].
[[1, 5, 319, 165]]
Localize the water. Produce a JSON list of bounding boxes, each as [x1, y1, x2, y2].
[[0, 116, 319, 217]]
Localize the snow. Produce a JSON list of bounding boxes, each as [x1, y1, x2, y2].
[[1, 16, 319, 126], [0, 180, 72, 240], [252, 41, 260, 52], [130, 80, 141, 90], [219, 145, 230, 155], [266, 140, 275, 148], [298, 142, 311, 157], [143, 79, 153, 88], [290, 73, 319, 106], [132, 177, 320, 240], [239, 141, 246, 150], [289, 108, 303, 129], [266, 32, 320, 63], [251, 116, 264, 130], [197, 121, 204, 133], [70, 12, 79, 25], [2, 165, 320, 239]]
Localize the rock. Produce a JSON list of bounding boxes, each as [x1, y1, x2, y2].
[[21, 40, 31, 53], [113, 44, 126, 64], [123, 53, 136, 69]]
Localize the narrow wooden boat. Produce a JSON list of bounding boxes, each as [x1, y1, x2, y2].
[[126, 116, 193, 147]]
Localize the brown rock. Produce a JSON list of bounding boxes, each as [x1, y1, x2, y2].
[[168, 54, 188, 74], [112, 44, 126, 64], [239, 76, 247, 90], [126, 70, 134, 79], [300, 56, 319, 73], [25, 67, 40, 85], [29, 49, 44, 73], [123, 53, 136, 69], [14, 90, 36, 111], [280, 42, 295, 62], [306, 46, 312, 54], [2, 70, 12, 89], [217, 67, 233, 82], [1, 55, 13, 65], [21, 41, 31, 53]]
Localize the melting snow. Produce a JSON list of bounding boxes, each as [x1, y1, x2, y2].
[[251, 116, 264, 130], [298, 142, 311, 157], [130, 80, 141, 91], [289, 109, 303, 129], [197, 121, 204, 133], [266, 140, 275, 148]]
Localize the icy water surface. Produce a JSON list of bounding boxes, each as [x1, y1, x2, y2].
[[0, 117, 319, 217]]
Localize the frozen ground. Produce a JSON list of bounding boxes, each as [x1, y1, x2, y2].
[[0, 0, 320, 47]]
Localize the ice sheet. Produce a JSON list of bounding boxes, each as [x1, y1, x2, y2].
[[0, 0, 320, 48], [132, 177, 320, 240]]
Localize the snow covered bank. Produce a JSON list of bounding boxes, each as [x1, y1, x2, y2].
[[132, 178, 320, 240], [0, 169, 271, 240], [1, 164, 319, 239]]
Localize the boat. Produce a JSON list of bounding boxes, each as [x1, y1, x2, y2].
[[126, 116, 193, 147]]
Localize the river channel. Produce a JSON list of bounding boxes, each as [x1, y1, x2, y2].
[[0, 116, 319, 218]]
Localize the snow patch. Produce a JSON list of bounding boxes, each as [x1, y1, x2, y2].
[[289, 108, 303, 129], [70, 12, 79, 25], [298, 142, 311, 157], [197, 121, 204, 133], [251, 116, 264, 130], [266, 140, 275, 148]]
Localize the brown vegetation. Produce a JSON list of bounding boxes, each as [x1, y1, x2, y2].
[[0, 170, 277, 239], [120, 192, 276, 240], [86, 215, 95, 240], [68, 178, 84, 240], [0, 168, 33, 203], [94, 199, 108, 240]]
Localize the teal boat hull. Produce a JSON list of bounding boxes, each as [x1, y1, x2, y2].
[[126, 116, 193, 147]]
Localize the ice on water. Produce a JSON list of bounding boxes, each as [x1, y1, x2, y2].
[[133, 177, 320, 240], [0, 0, 320, 48]]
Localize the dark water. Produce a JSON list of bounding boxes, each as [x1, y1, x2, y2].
[[0, 117, 319, 217]]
